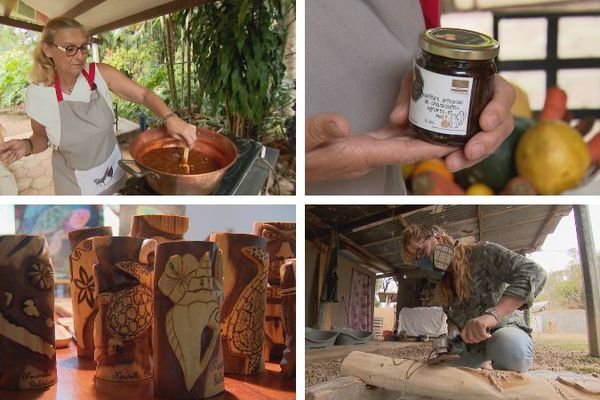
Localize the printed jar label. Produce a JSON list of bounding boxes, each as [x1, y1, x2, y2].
[[409, 62, 473, 136]]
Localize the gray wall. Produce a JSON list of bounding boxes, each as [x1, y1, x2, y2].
[[184, 205, 295, 240]]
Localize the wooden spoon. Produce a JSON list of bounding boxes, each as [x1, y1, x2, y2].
[[180, 146, 190, 174]]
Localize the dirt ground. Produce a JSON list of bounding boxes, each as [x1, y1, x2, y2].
[[305, 335, 600, 387]]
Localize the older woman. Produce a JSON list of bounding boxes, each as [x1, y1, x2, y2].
[[0, 17, 196, 195], [402, 224, 547, 372]]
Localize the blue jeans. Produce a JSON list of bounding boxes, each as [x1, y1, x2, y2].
[[448, 326, 534, 372]]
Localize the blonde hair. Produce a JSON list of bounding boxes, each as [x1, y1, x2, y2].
[[402, 224, 474, 306], [30, 17, 88, 86]]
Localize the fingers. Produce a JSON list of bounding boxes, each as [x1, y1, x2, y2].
[[306, 133, 454, 182], [182, 127, 197, 148], [306, 112, 351, 150], [0, 141, 24, 165], [389, 72, 413, 126], [479, 75, 516, 131], [445, 116, 515, 172], [460, 321, 492, 344]]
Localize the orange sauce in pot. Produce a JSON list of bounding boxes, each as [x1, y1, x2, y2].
[[139, 147, 221, 175]]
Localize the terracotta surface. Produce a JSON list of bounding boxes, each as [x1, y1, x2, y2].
[[92, 237, 156, 382], [253, 222, 296, 362], [68, 227, 112, 359], [0, 235, 57, 390], [210, 233, 268, 375], [0, 343, 296, 399], [130, 214, 189, 242], [153, 241, 224, 399]]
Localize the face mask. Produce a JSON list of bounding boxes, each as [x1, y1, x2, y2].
[[415, 243, 454, 282]]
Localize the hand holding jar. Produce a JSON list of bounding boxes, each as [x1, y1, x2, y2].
[[401, 27, 516, 172]]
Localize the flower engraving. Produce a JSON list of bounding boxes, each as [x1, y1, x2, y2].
[[73, 266, 95, 308], [27, 262, 54, 291]]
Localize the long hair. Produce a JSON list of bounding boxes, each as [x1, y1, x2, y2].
[[30, 17, 87, 86], [401, 224, 473, 306]]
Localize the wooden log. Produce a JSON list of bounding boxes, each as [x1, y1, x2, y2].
[[341, 351, 599, 400], [92, 237, 156, 383], [209, 232, 268, 375], [153, 241, 225, 399], [0, 235, 57, 390], [279, 258, 296, 378], [130, 214, 189, 242], [68, 226, 112, 359], [306, 376, 407, 400], [253, 221, 296, 361]]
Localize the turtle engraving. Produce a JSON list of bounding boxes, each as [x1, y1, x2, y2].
[[106, 286, 153, 341]]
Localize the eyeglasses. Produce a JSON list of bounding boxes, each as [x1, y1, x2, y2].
[[51, 42, 92, 57]]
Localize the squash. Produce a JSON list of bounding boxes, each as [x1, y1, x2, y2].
[[455, 116, 536, 192]]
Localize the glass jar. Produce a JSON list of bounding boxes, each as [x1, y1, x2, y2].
[[409, 28, 499, 146]]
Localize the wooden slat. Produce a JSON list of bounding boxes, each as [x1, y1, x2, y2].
[[0, 15, 43, 31], [63, 0, 109, 18], [89, 0, 216, 35]]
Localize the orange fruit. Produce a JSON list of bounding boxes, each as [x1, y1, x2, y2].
[[412, 159, 453, 182]]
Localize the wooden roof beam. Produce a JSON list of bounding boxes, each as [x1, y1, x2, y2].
[[63, 0, 108, 18], [0, 15, 43, 31], [89, 0, 215, 35]]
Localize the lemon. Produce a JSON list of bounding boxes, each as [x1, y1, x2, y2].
[[515, 120, 590, 194], [466, 183, 494, 195]]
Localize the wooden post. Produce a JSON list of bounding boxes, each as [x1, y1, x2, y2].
[[253, 221, 296, 361], [68, 226, 112, 359], [0, 235, 57, 390], [573, 205, 600, 357], [153, 241, 224, 399], [92, 237, 156, 383], [280, 258, 296, 378], [209, 232, 268, 375], [130, 214, 189, 242]]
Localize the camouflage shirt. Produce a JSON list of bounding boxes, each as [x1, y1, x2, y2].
[[444, 242, 547, 352]]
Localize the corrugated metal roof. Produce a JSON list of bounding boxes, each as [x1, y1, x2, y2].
[[1, 0, 213, 34], [307, 204, 573, 274]]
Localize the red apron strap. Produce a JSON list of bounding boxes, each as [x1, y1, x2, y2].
[[81, 63, 97, 90], [54, 74, 64, 102]]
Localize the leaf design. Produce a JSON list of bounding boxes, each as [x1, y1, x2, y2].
[[165, 307, 186, 383]]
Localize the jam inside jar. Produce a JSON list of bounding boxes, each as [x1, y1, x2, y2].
[[408, 28, 499, 147]]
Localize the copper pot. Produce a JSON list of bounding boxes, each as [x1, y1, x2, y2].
[[119, 127, 238, 195]]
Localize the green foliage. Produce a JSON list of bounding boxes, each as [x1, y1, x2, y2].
[[101, 42, 168, 123], [180, 0, 294, 138], [539, 250, 586, 309], [0, 50, 32, 109]]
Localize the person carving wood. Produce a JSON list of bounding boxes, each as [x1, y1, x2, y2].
[[402, 224, 547, 372]]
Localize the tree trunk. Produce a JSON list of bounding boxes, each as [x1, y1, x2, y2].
[[341, 351, 599, 400], [163, 15, 179, 114]]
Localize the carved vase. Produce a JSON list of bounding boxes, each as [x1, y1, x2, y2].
[[0, 235, 57, 390], [130, 214, 189, 242], [153, 241, 224, 399], [92, 236, 156, 383], [68, 226, 112, 359], [209, 232, 268, 375], [253, 221, 296, 361], [280, 258, 296, 378]]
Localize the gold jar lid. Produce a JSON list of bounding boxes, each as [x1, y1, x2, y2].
[[419, 27, 499, 60]]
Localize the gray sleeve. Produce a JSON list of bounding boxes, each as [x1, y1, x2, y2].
[[482, 242, 547, 308]]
